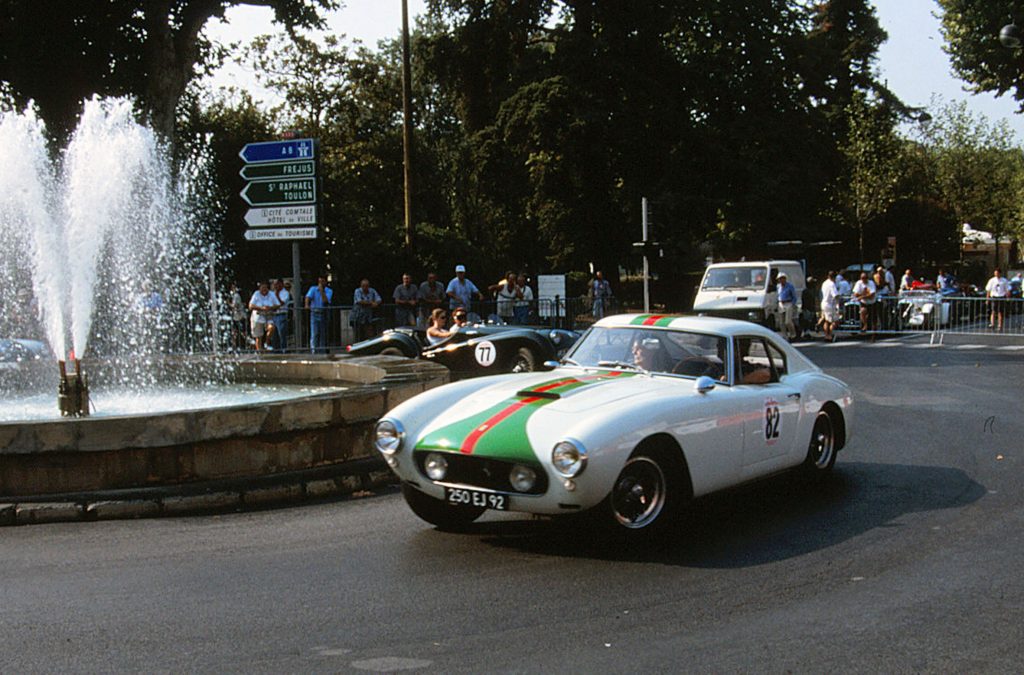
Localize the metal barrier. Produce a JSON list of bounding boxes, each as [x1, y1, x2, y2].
[[170, 297, 616, 355], [826, 294, 1024, 338]]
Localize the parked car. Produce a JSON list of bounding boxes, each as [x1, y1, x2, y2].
[[374, 314, 854, 537], [0, 338, 48, 369], [693, 260, 806, 328], [347, 324, 580, 377]]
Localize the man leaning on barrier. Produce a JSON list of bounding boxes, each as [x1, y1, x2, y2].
[[305, 273, 333, 354]]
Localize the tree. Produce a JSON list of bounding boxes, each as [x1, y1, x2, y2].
[[0, 0, 337, 139], [918, 99, 1023, 269], [938, 0, 1024, 110], [836, 92, 906, 266]]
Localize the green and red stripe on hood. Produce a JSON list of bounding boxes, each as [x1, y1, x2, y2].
[[414, 371, 638, 463]]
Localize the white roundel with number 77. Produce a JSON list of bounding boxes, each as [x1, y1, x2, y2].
[[474, 340, 497, 366]]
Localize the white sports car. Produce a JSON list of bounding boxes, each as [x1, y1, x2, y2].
[[374, 314, 854, 536]]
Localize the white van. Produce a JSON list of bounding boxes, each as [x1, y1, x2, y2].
[[693, 260, 806, 327]]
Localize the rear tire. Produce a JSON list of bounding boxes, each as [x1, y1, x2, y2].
[[802, 410, 837, 477], [401, 483, 485, 531], [510, 347, 537, 373], [380, 346, 404, 356]]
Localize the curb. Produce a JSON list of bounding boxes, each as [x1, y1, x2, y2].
[[0, 460, 396, 527]]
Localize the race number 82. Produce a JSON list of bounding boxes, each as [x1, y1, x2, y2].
[[764, 400, 781, 442]]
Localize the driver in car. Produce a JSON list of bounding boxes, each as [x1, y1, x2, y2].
[[630, 335, 672, 372]]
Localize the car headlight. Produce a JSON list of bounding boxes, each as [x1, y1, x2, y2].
[[747, 311, 761, 322], [374, 418, 404, 455], [548, 330, 562, 345], [551, 439, 588, 478], [509, 464, 537, 492], [424, 452, 448, 480]]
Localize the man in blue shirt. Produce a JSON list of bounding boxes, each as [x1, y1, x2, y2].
[[776, 272, 798, 341], [305, 274, 333, 354], [446, 264, 483, 317]]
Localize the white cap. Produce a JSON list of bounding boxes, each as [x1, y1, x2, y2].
[[455, 264, 466, 273]]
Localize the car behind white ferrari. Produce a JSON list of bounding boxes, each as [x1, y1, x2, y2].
[[374, 314, 854, 536]]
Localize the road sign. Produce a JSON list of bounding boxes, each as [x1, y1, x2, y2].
[[244, 227, 317, 241], [238, 138, 315, 164], [244, 205, 317, 227], [239, 160, 316, 181], [240, 178, 316, 207]]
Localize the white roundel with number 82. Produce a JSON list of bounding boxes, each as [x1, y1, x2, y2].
[[474, 340, 497, 367]]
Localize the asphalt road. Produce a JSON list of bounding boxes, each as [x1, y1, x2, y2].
[[3, 334, 1023, 673]]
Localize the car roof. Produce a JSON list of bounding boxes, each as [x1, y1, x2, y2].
[[704, 260, 802, 268], [594, 314, 780, 338]]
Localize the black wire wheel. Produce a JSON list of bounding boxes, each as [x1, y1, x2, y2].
[[510, 347, 537, 373]]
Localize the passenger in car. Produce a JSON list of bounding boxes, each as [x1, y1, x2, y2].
[[426, 308, 453, 345], [735, 338, 772, 384]]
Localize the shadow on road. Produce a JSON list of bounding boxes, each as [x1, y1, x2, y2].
[[462, 461, 985, 566]]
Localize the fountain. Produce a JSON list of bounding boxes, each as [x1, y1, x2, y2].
[[0, 99, 448, 508]]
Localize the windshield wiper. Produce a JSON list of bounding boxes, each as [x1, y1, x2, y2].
[[560, 357, 582, 367], [597, 360, 646, 372]]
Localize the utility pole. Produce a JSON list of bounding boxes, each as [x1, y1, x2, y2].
[[642, 197, 650, 313], [401, 0, 414, 251]]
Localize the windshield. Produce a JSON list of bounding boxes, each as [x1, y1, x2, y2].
[[701, 266, 768, 291], [564, 326, 727, 378]]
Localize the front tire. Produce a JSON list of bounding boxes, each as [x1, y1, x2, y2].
[[401, 483, 485, 531], [802, 410, 837, 476], [380, 346, 404, 356], [599, 445, 689, 538]]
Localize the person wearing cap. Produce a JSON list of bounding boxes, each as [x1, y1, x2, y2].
[[776, 272, 797, 341], [446, 264, 482, 315]]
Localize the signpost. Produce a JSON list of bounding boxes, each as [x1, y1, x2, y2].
[[244, 205, 317, 227], [239, 160, 316, 181], [244, 227, 318, 241], [239, 137, 320, 351], [240, 178, 316, 207], [239, 139, 315, 164]]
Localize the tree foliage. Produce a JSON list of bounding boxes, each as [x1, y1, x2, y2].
[[938, 0, 1024, 110], [0, 0, 336, 139]]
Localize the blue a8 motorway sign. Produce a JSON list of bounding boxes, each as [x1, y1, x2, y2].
[[239, 138, 315, 164]]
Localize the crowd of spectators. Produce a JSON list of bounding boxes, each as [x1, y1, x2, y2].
[[228, 264, 544, 354]]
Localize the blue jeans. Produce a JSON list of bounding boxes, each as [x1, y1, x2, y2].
[[593, 298, 606, 319], [273, 314, 288, 350], [310, 312, 328, 353]]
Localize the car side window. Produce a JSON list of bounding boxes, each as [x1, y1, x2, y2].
[[734, 337, 778, 384], [765, 340, 787, 376]]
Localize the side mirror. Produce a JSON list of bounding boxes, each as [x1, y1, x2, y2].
[[543, 360, 560, 369], [694, 375, 717, 394]]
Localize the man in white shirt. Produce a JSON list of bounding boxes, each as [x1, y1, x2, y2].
[[900, 269, 914, 292], [248, 281, 280, 352], [986, 268, 1010, 331], [819, 270, 839, 341], [852, 272, 877, 332]]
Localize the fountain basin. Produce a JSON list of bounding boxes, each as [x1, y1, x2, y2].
[[0, 355, 448, 499]]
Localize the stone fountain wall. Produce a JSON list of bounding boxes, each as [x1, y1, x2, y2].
[[0, 356, 448, 499]]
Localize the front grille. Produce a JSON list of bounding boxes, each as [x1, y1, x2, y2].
[[413, 451, 548, 495]]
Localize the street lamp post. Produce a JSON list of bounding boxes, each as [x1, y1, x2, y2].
[[401, 0, 414, 251]]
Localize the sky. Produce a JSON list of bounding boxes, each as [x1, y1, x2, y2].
[[203, 0, 1024, 140]]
